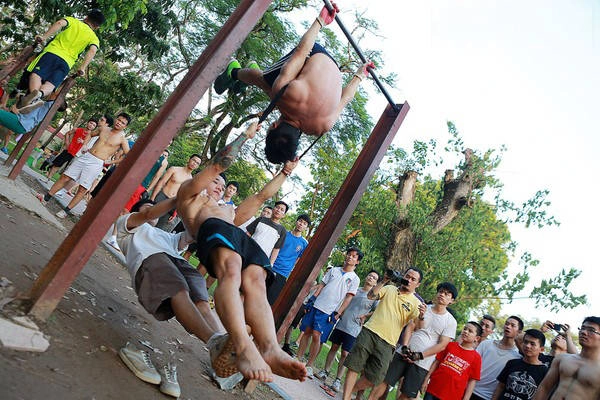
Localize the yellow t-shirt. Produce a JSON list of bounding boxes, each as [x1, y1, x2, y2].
[[28, 16, 100, 70], [363, 285, 421, 346]]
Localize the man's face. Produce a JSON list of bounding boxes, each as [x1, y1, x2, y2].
[[261, 207, 272, 218], [401, 269, 421, 292], [578, 322, 600, 348], [98, 116, 107, 127], [187, 156, 201, 170], [272, 203, 287, 220], [206, 176, 226, 201], [162, 151, 169, 159], [295, 218, 309, 233], [86, 120, 97, 131], [435, 288, 455, 307], [113, 116, 129, 130], [522, 335, 543, 358], [225, 184, 238, 198], [503, 318, 521, 339], [551, 334, 567, 352], [365, 272, 379, 286], [480, 318, 495, 339], [344, 250, 361, 268]]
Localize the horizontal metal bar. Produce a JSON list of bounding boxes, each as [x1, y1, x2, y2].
[[323, 0, 399, 112]]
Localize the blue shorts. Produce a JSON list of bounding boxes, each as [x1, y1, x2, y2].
[[262, 42, 339, 87], [27, 52, 70, 87], [300, 307, 336, 342], [328, 328, 357, 352]]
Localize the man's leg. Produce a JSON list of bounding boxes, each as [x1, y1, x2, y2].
[[170, 290, 215, 342], [324, 343, 340, 372], [28, 73, 42, 93], [65, 185, 87, 210], [195, 299, 224, 333], [369, 382, 389, 400], [46, 164, 59, 179], [240, 264, 306, 380], [211, 248, 272, 382], [235, 68, 271, 93], [41, 174, 71, 203], [336, 350, 350, 379], [343, 370, 368, 400], [306, 329, 322, 368], [296, 327, 313, 360]]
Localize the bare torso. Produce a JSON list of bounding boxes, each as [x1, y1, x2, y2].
[[551, 354, 600, 400], [276, 54, 342, 135], [160, 167, 193, 198], [178, 193, 235, 237], [89, 127, 127, 161]]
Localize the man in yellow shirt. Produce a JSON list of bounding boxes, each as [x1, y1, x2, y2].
[[342, 267, 426, 400], [18, 9, 104, 108]]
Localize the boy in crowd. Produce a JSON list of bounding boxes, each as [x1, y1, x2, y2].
[[220, 181, 238, 205], [534, 316, 600, 400], [421, 322, 483, 400], [297, 247, 362, 377], [472, 316, 523, 400], [245, 200, 289, 264], [370, 282, 458, 400], [45, 118, 97, 181], [266, 213, 311, 304], [491, 329, 548, 400], [315, 270, 380, 393], [480, 315, 496, 343]]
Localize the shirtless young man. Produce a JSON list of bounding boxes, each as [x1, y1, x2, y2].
[[35, 112, 131, 218], [151, 153, 201, 231], [214, 3, 374, 164], [533, 316, 600, 400], [176, 121, 306, 383]]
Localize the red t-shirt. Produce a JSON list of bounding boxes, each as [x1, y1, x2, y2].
[[66, 128, 89, 156], [427, 341, 482, 400]]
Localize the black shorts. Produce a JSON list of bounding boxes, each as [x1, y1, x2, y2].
[[51, 150, 74, 168], [262, 42, 339, 87], [28, 52, 70, 87], [328, 328, 357, 353], [267, 272, 287, 305], [195, 218, 273, 282]]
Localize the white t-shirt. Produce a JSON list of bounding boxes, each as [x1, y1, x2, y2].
[[400, 304, 457, 370], [473, 339, 520, 399], [115, 214, 186, 287], [313, 266, 360, 314]]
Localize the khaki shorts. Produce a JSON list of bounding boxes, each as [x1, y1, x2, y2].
[[343, 328, 395, 385]]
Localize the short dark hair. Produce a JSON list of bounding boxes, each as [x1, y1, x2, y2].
[[219, 172, 227, 182], [58, 100, 68, 112], [87, 9, 106, 27], [524, 329, 546, 347], [226, 181, 240, 191], [406, 266, 424, 282], [117, 112, 131, 125], [87, 118, 98, 125], [346, 246, 364, 261], [467, 321, 484, 336], [163, 149, 170, 155], [263, 205, 273, 211], [103, 114, 114, 126], [507, 315, 524, 331], [189, 153, 202, 160], [482, 314, 496, 327], [264, 122, 301, 164], [274, 200, 289, 213], [367, 269, 380, 281], [583, 316, 600, 327], [131, 199, 156, 213], [297, 213, 311, 226], [436, 282, 458, 299]]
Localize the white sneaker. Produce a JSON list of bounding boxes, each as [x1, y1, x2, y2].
[[118, 342, 161, 384], [159, 363, 181, 398], [331, 378, 341, 392], [306, 366, 314, 378], [315, 369, 329, 381], [56, 209, 68, 219], [106, 236, 121, 252], [32, 190, 47, 206]]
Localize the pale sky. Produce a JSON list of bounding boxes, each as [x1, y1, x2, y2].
[[310, 0, 598, 328]]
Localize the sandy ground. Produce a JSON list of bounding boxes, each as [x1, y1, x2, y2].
[[0, 161, 339, 400]]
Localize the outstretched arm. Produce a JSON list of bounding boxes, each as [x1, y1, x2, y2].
[[335, 61, 375, 117], [126, 197, 178, 229], [36, 19, 68, 43], [233, 158, 298, 226], [177, 121, 258, 203], [146, 158, 169, 194], [271, 4, 339, 93], [77, 45, 98, 75]]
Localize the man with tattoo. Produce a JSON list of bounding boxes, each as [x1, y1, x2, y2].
[[176, 121, 306, 383]]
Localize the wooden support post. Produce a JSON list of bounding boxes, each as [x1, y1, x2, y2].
[[273, 102, 410, 341], [0, 44, 36, 82], [27, 0, 274, 321], [7, 76, 76, 180], [3, 134, 30, 166]]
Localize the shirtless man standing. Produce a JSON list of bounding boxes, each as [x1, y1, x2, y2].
[[35, 112, 131, 218], [176, 121, 306, 383], [151, 153, 201, 231], [214, 3, 374, 164], [534, 316, 600, 400]]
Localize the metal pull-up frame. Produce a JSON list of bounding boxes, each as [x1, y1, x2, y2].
[[322, 0, 400, 112]]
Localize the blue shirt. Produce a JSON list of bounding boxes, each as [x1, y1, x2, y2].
[[272, 231, 308, 278], [18, 101, 54, 132]]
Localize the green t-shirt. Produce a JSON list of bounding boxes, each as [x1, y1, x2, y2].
[[28, 16, 100, 70]]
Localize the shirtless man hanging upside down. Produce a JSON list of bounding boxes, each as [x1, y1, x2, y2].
[[176, 121, 306, 383]]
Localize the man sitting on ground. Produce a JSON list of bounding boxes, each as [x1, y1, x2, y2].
[[214, 3, 374, 164], [176, 121, 306, 383]]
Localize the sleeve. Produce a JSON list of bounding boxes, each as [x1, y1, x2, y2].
[[115, 214, 138, 236], [348, 274, 360, 295], [64, 16, 75, 27], [273, 226, 287, 249], [378, 285, 392, 299], [496, 360, 512, 383], [321, 267, 334, 285], [297, 238, 308, 257], [172, 232, 187, 253], [442, 316, 458, 339], [409, 296, 420, 320], [245, 217, 261, 235], [470, 352, 482, 380], [436, 345, 449, 362]]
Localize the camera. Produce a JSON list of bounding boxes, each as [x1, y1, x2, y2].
[[385, 269, 404, 285], [553, 323, 565, 333]]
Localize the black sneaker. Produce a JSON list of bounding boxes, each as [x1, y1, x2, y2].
[[214, 60, 241, 94], [282, 343, 295, 357]]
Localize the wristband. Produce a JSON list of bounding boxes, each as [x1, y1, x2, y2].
[[281, 169, 291, 177], [316, 17, 324, 28], [353, 73, 364, 81]]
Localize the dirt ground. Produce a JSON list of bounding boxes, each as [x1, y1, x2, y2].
[[0, 173, 282, 400]]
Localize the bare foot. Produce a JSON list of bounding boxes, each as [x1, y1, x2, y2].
[[236, 343, 273, 382], [262, 346, 307, 381]]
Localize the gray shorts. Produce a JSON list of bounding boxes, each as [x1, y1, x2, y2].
[[384, 352, 429, 398], [134, 252, 209, 321], [343, 328, 395, 385]]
